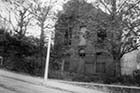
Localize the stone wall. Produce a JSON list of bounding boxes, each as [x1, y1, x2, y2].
[[121, 50, 140, 76]]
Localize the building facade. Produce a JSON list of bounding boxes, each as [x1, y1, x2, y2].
[[64, 24, 114, 78], [56, 0, 115, 78]]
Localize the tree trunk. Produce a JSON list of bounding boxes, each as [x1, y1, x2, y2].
[[112, 53, 121, 77], [39, 23, 45, 71]]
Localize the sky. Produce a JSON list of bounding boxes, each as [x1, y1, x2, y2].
[[0, 0, 69, 37], [0, 0, 99, 37], [28, 0, 66, 37], [0, 0, 127, 37], [26, 0, 71, 37]]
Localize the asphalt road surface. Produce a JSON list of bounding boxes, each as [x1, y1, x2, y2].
[[0, 70, 106, 93], [0, 74, 71, 93], [0, 70, 73, 93]]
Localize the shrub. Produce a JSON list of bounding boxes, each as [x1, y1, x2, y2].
[[133, 70, 140, 86]]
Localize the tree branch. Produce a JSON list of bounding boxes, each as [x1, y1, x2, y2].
[[99, 0, 112, 14], [117, 0, 128, 13]]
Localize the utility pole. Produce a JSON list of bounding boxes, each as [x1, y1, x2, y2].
[[44, 31, 52, 80]]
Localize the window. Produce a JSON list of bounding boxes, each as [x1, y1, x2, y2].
[[96, 52, 102, 56], [97, 28, 107, 43], [64, 27, 72, 45], [96, 62, 106, 73], [64, 61, 70, 71], [79, 48, 85, 57], [0, 56, 3, 65]]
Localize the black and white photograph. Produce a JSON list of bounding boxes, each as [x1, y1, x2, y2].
[[0, 0, 140, 93]]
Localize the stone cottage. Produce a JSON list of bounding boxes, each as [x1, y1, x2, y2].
[[64, 25, 114, 77], [61, 1, 115, 78]]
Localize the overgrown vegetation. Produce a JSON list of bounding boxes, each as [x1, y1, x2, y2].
[[54, 0, 140, 86], [0, 28, 46, 76], [0, 0, 140, 88], [0, 0, 58, 77]]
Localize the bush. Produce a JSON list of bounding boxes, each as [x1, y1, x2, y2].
[[48, 70, 64, 79], [114, 75, 135, 85], [133, 70, 140, 86], [4, 55, 45, 77], [72, 74, 91, 82], [104, 76, 118, 84]]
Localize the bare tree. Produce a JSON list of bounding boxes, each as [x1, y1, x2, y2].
[[91, 0, 140, 76], [0, 0, 33, 39], [29, 0, 58, 68]]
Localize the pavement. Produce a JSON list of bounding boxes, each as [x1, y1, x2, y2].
[[0, 69, 107, 93]]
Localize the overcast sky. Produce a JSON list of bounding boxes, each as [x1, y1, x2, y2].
[[25, 0, 67, 37], [0, 0, 112, 37], [0, 0, 69, 37]]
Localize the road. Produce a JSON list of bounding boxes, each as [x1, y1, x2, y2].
[[0, 73, 69, 93], [0, 69, 106, 93], [0, 69, 73, 93]]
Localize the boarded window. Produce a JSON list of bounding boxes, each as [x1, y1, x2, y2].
[[96, 62, 106, 73], [64, 27, 72, 45], [0, 56, 3, 65], [64, 61, 70, 71]]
